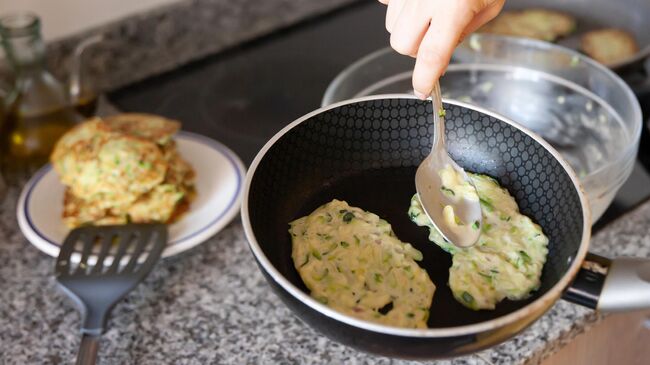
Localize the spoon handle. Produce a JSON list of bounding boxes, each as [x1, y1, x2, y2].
[[431, 80, 446, 150]]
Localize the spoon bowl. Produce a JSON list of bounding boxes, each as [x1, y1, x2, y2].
[[414, 82, 482, 248]]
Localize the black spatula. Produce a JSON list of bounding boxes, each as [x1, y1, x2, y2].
[[55, 224, 167, 365]]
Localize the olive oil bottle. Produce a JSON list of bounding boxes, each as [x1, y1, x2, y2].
[[0, 13, 79, 172]]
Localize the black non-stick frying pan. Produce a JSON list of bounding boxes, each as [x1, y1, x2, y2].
[[242, 96, 650, 359], [502, 0, 650, 72]]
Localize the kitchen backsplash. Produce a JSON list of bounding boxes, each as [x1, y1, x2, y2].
[[39, 0, 360, 92]]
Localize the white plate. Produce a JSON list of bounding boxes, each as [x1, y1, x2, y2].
[[17, 131, 246, 259]]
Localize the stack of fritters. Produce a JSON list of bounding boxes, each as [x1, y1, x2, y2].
[[51, 114, 195, 228]]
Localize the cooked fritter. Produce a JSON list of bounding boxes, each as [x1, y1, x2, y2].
[[52, 114, 194, 228], [63, 189, 128, 227], [162, 140, 196, 190], [581, 28, 639, 65], [103, 113, 180, 145], [409, 173, 549, 310], [50, 118, 111, 161], [96, 135, 167, 196], [51, 120, 113, 188], [480, 8, 576, 42], [127, 184, 185, 223], [290, 200, 435, 328]]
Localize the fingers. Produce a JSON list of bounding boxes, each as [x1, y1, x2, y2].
[[412, 28, 449, 99], [390, 0, 431, 57], [460, 0, 505, 41], [381, 0, 506, 98], [385, 0, 406, 33], [412, 2, 476, 98]]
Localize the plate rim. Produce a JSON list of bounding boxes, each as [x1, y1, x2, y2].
[[17, 131, 246, 259]]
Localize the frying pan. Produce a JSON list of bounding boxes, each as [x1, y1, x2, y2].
[[500, 0, 650, 72], [242, 95, 650, 359]]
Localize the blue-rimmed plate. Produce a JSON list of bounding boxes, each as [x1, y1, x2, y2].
[[17, 131, 246, 259]]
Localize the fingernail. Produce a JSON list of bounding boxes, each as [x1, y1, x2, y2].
[[414, 90, 428, 100]]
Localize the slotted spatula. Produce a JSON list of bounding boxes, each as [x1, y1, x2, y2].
[[55, 224, 167, 365]]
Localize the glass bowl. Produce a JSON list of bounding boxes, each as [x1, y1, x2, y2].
[[323, 34, 642, 223]]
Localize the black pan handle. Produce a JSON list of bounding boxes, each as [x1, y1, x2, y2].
[[563, 253, 650, 312]]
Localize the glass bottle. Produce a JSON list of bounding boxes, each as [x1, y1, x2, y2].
[[0, 12, 78, 171]]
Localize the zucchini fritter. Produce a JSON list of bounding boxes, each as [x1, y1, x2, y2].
[[290, 200, 435, 328], [103, 113, 180, 146], [581, 28, 639, 65]]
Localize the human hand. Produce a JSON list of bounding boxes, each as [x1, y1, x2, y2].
[[378, 0, 505, 99]]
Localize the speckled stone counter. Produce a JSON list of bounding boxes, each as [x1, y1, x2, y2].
[[1, 171, 649, 364]]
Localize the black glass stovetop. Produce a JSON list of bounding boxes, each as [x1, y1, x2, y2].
[[108, 1, 650, 232]]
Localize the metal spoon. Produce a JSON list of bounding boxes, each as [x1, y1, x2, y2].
[[415, 81, 482, 248]]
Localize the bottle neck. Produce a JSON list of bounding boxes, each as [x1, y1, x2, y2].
[[0, 13, 46, 75]]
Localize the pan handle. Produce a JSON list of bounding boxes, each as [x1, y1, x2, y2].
[[563, 253, 611, 309], [563, 253, 650, 312]]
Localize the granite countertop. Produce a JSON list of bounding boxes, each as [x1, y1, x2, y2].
[[1, 171, 649, 364]]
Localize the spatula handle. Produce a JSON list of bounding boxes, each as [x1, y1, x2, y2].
[[76, 334, 100, 365]]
